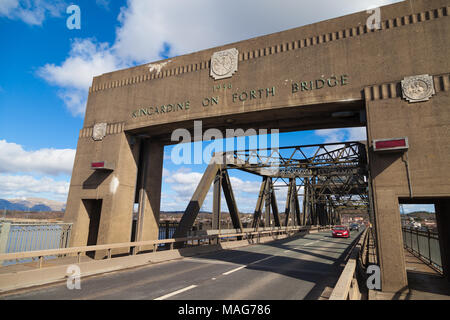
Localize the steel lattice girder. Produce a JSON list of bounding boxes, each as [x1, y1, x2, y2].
[[220, 142, 370, 215], [173, 142, 369, 238]]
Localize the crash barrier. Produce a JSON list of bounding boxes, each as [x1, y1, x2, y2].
[[329, 227, 370, 300], [0, 225, 330, 268]]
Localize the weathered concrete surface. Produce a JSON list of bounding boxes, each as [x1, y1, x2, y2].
[[64, 0, 450, 293]]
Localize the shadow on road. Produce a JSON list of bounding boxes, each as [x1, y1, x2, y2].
[[179, 231, 360, 300]]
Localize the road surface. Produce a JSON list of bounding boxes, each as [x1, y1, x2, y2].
[[1, 230, 360, 300]]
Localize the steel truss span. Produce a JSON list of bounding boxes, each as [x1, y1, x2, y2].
[[173, 142, 369, 238]]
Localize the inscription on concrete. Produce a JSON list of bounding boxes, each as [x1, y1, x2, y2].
[[292, 75, 349, 93]]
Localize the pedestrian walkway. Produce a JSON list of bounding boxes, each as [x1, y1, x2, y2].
[[371, 249, 450, 300]]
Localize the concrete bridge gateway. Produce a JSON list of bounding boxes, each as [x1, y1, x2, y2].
[[1, 0, 448, 298]]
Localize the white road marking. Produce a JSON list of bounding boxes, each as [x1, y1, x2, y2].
[[222, 266, 246, 275], [222, 254, 277, 276], [204, 234, 346, 281], [154, 285, 198, 300], [251, 255, 276, 264]]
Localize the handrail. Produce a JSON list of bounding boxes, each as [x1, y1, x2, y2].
[[402, 227, 439, 239], [402, 226, 442, 273], [329, 228, 368, 300], [0, 225, 322, 267]]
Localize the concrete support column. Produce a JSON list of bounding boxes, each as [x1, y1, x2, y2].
[[373, 189, 408, 292], [136, 140, 164, 244], [65, 132, 140, 258], [0, 223, 11, 254], [435, 199, 450, 279]]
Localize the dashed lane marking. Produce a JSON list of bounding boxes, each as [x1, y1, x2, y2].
[[154, 285, 198, 300], [222, 266, 246, 275]]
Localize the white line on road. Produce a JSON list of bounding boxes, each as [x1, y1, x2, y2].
[[222, 266, 246, 275], [154, 285, 198, 300], [251, 256, 276, 264], [222, 255, 277, 275]]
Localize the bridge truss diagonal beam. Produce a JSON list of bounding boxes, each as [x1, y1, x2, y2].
[[173, 142, 370, 240]]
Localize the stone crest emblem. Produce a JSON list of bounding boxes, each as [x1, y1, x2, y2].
[[92, 123, 107, 141], [401, 74, 435, 103], [210, 48, 239, 80]]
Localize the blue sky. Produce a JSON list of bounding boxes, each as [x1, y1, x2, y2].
[[2, 0, 431, 214]]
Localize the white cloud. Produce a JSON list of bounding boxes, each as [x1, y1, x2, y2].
[[400, 204, 435, 214], [162, 168, 265, 212], [0, 140, 75, 176], [38, 0, 401, 115], [315, 127, 367, 143], [347, 127, 367, 141], [113, 0, 401, 64], [0, 0, 66, 26], [57, 89, 87, 116], [0, 0, 17, 16], [165, 170, 204, 198], [229, 176, 261, 194], [315, 129, 347, 144], [39, 39, 120, 90], [161, 168, 311, 214], [38, 39, 124, 116], [0, 174, 69, 201]]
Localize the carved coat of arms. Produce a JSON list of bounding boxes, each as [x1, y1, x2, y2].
[[92, 123, 107, 141], [401, 75, 435, 103], [210, 48, 239, 80]]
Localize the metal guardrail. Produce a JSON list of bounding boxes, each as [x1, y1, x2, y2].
[[329, 228, 369, 300], [158, 221, 179, 240], [402, 227, 442, 273], [0, 222, 72, 255], [0, 225, 326, 268]]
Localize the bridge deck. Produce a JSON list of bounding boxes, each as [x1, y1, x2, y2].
[[0, 230, 359, 300]]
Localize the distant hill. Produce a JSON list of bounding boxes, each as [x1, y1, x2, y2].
[[0, 199, 29, 211], [30, 204, 53, 212], [406, 211, 436, 220], [0, 198, 65, 212]]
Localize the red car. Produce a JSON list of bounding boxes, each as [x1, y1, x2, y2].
[[332, 226, 350, 238]]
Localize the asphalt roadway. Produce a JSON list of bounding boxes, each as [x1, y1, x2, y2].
[[1, 230, 361, 300]]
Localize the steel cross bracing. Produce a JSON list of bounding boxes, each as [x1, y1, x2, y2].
[[173, 142, 369, 239]]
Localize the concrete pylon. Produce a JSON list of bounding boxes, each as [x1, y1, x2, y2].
[[64, 132, 140, 258], [135, 139, 164, 249]]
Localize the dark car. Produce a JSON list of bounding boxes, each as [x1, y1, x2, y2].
[[332, 225, 350, 238], [349, 223, 360, 231]]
